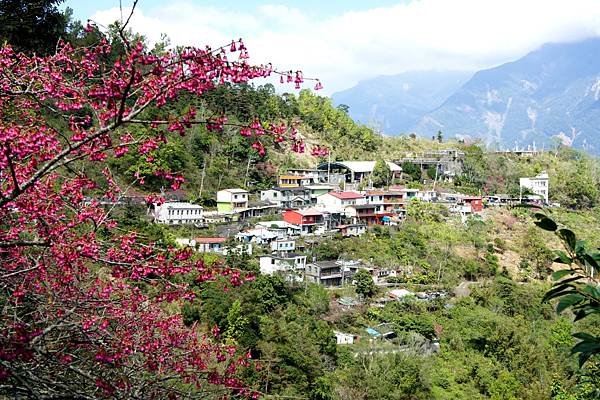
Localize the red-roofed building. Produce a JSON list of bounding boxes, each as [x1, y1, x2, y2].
[[462, 196, 483, 212], [282, 209, 325, 235], [329, 191, 364, 200], [316, 191, 366, 213], [366, 190, 386, 195]]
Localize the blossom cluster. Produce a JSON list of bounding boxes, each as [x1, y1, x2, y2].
[[0, 31, 318, 397]]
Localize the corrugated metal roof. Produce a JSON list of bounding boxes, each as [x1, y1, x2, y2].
[[319, 161, 402, 173]]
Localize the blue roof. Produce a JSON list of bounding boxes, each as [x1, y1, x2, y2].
[[365, 328, 381, 337]]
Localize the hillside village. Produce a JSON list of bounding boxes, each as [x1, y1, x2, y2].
[[3, 2, 600, 399], [146, 151, 552, 292]]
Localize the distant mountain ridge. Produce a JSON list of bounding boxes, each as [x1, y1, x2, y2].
[[331, 70, 472, 134], [332, 37, 600, 154]]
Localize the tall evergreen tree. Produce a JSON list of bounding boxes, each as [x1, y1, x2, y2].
[[372, 158, 391, 187], [0, 0, 68, 55]]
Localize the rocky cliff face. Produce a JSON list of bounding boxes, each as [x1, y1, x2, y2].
[[416, 38, 600, 152]]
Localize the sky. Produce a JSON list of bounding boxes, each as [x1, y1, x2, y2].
[[63, 0, 600, 95]]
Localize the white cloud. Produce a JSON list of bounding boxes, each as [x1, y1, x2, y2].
[[90, 0, 600, 94]]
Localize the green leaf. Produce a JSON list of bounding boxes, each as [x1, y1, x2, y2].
[[556, 294, 585, 314], [534, 216, 557, 232], [578, 352, 592, 368], [554, 276, 585, 285], [575, 240, 587, 255], [543, 286, 578, 302], [573, 307, 600, 322], [558, 229, 577, 251], [553, 250, 572, 265], [573, 332, 598, 341], [543, 279, 581, 302], [588, 252, 600, 264], [571, 339, 600, 354], [582, 254, 600, 271], [580, 284, 600, 301], [551, 269, 574, 280]]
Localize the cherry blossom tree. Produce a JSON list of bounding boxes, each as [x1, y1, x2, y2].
[[0, 17, 322, 398]]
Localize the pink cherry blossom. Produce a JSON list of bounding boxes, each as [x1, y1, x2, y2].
[[0, 30, 321, 398]]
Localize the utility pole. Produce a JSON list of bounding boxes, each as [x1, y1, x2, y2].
[[432, 162, 439, 191], [327, 151, 331, 184], [244, 157, 252, 188], [519, 185, 523, 204], [198, 162, 206, 198]]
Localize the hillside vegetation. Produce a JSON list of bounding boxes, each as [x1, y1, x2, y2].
[[103, 83, 600, 213], [108, 84, 600, 399], [2, 5, 599, 399]]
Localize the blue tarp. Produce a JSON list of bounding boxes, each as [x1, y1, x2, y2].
[[365, 328, 381, 337]]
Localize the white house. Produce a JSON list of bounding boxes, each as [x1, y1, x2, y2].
[[260, 187, 311, 208], [285, 168, 322, 183], [153, 202, 203, 225], [400, 188, 419, 200], [270, 238, 296, 253], [520, 171, 549, 204], [259, 253, 307, 281], [256, 221, 301, 239], [365, 190, 385, 213], [334, 331, 356, 345], [316, 191, 366, 214], [216, 188, 249, 212], [417, 190, 438, 202], [193, 237, 228, 253], [336, 224, 367, 237], [305, 259, 368, 287], [236, 227, 278, 245], [177, 237, 252, 255]]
